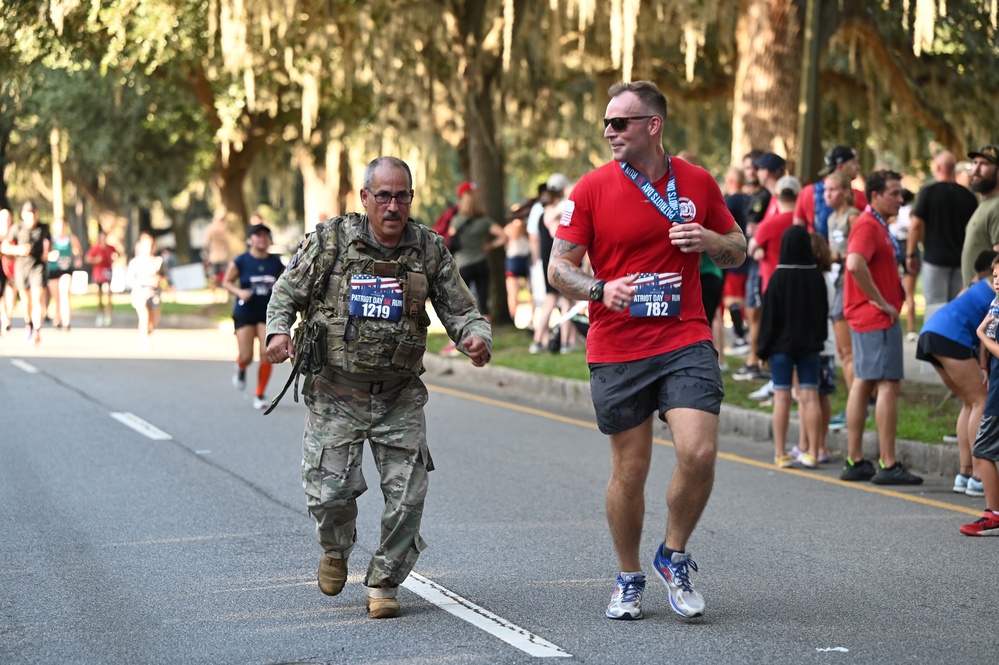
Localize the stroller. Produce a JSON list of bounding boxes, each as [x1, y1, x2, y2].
[[546, 301, 590, 354]]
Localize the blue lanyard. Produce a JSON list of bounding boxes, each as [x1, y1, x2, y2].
[[868, 207, 902, 264], [619, 156, 682, 223]]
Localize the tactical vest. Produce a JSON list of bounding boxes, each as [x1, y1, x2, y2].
[[310, 217, 434, 376]]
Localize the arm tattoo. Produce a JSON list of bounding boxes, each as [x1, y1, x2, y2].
[[708, 230, 748, 269], [548, 238, 594, 300]]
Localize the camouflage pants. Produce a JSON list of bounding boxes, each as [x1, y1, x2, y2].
[[301, 372, 432, 591]]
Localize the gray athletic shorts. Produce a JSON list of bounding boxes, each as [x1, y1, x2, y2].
[[850, 321, 904, 381], [974, 414, 999, 462], [589, 341, 724, 435]]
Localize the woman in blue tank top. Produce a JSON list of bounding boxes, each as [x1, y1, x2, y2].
[[222, 219, 285, 410]]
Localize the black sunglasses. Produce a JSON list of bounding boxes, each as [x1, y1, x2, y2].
[[366, 189, 414, 205], [603, 115, 654, 131]]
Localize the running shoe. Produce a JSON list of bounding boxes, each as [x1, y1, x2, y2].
[[749, 381, 775, 401], [966, 476, 985, 497], [605, 573, 646, 620], [839, 457, 876, 481], [959, 511, 999, 537], [828, 409, 847, 431], [652, 547, 705, 618], [253, 395, 267, 410], [232, 364, 246, 390], [953, 473, 971, 493], [733, 364, 766, 382], [775, 455, 793, 468], [871, 461, 923, 485], [797, 453, 818, 469]]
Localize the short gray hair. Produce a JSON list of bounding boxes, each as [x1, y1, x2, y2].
[[363, 157, 413, 190]]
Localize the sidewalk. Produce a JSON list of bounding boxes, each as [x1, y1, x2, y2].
[[422, 333, 961, 480]]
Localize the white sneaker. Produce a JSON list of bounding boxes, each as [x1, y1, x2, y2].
[[95, 314, 103, 327], [967, 476, 985, 497], [748, 380, 774, 401], [253, 395, 267, 410], [529, 342, 542, 355], [954, 473, 971, 493], [605, 573, 645, 620], [232, 364, 246, 390]]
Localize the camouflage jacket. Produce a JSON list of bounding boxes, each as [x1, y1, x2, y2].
[[266, 213, 491, 379]]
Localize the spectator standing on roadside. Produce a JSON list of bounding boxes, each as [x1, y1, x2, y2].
[[530, 174, 572, 354], [890, 188, 918, 341], [793, 145, 868, 237], [722, 166, 750, 353], [548, 80, 745, 621], [917, 250, 997, 499], [908, 151, 978, 308], [45, 216, 82, 330], [757, 225, 827, 469], [85, 228, 120, 327], [1, 201, 50, 344], [960, 145, 999, 286], [503, 216, 532, 325], [839, 170, 922, 485], [447, 185, 506, 318], [733, 152, 783, 383], [962, 255, 999, 536], [224, 221, 285, 410]]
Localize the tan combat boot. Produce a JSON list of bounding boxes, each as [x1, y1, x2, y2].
[[365, 596, 402, 619], [317, 554, 347, 596]]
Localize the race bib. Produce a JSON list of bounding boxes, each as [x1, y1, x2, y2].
[[629, 272, 682, 317], [349, 274, 404, 321]]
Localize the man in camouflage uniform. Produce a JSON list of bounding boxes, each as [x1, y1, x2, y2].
[[265, 156, 492, 619]]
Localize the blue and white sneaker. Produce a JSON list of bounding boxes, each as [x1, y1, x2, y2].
[[652, 546, 705, 618], [967, 476, 985, 497], [605, 573, 645, 620], [954, 473, 971, 493]]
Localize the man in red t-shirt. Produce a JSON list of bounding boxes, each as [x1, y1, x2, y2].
[[548, 80, 746, 622], [84, 227, 120, 326], [840, 169, 922, 486]]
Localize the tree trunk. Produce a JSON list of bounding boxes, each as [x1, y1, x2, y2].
[[731, 0, 804, 166], [50, 126, 64, 219]]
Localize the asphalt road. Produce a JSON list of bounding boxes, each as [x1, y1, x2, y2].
[[1, 325, 994, 664]]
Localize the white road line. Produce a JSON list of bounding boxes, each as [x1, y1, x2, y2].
[[110, 412, 173, 440], [11, 359, 39, 374], [402, 572, 572, 658]]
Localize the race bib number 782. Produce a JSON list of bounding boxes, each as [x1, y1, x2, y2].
[[629, 272, 682, 317]]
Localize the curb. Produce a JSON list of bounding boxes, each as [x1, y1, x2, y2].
[[422, 354, 960, 479]]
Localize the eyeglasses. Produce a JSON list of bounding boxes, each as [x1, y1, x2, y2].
[[603, 115, 654, 131], [366, 189, 414, 205]]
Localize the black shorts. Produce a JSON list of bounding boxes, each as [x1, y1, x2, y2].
[[915, 331, 975, 369], [589, 341, 724, 435], [233, 311, 266, 330], [48, 269, 72, 281]]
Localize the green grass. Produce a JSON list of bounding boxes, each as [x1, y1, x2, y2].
[[431, 321, 960, 445], [71, 293, 232, 320]]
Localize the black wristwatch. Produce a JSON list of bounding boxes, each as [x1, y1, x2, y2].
[[589, 280, 606, 302]]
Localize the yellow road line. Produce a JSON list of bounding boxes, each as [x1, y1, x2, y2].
[[429, 384, 981, 517]]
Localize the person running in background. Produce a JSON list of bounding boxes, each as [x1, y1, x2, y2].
[[961, 254, 999, 536], [916, 250, 998, 498], [126, 232, 167, 343], [224, 220, 285, 410], [756, 225, 828, 469], [203, 210, 234, 300], [45, 217, 82, 330], [0, 208, 15, 335], [1, 201, 50, 344], [85, 228, 120, 327]]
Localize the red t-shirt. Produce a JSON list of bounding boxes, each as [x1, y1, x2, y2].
[[86, 244, 117, 283], [843, 210, 904, 332], [556, 158, 736, 363], [793, 183, 868, 231], [753, 211, 794, 292]]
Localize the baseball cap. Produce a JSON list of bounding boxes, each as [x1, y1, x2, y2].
[[246, 222, 272, 237], [456, 181, 477, 198], [776, 175, 802, 198], [751, 152, 786, 173], [546, 172, 572, 193], [819, 145, 858, 175], [968, 145, 999, 167]]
